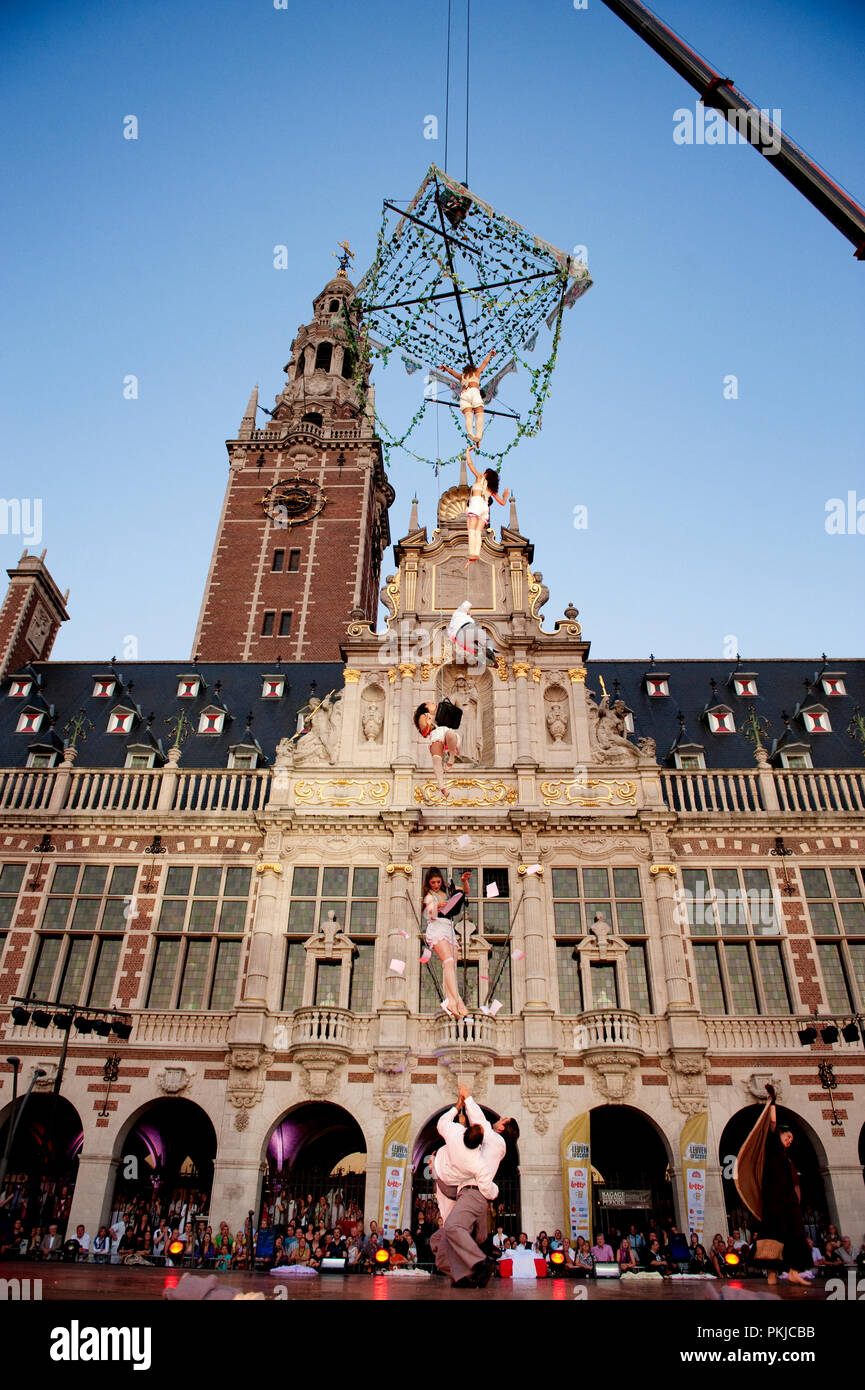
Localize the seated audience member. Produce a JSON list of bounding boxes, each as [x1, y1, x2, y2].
[[709, 1233, 731, 1279], [837, 1236, 856, 1267], [40, 1224, 63, 1260], [616, 1237, 638, 1272], [558, 1237, 577, 1270], [72, 1224, 91, 1261], [644, 1235, 673, 1276], [669, 1227, 690, 1269], [290, 1234, 312, 1266], [492, 1225, 507, 1252], [590, 1232, 614, 1263], [92, 1226, 111, 1263], [821, 1241, 844, 1270], [574, 1237, 594, 1275], [688, 1243, 711, 1274], [628, 1224, 646, 1258], [536, 1235, 552, 1266]]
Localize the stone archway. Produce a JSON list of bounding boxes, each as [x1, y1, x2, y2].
[[411, 1105, 521, 1237], [717, 1104, 832, 1240], [588, 1104, 676, 1242], [0, 1093, 83, 1236], [261, 1102, 367, 1235], [108, 1097, 218, 1235]]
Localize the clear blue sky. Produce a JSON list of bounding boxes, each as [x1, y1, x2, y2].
[[1, 0, 862, 663]]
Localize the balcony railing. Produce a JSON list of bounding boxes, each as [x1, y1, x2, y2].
[[703, 1016, 808, 1053], [172, 770, 269, 813], [573, 1009, 642, 1052], [0, 769, 55, 811], [660, 770, 763, 814], [290, 1007, 355, 1049], [774, 769, 865, 814], [66, 769, 162, 812]]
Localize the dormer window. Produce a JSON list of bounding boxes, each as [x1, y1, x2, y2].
[[801, 705, 831, 734], [732, 674, 758, 698], [314, 343, 333, 372], [820, 674, 846, 698], [645, 674, 669, 697], [621, 706, 634, 733], [706, 705, 735, 734], [125, 748, 157, 769], [674, 743, 706, 770], [262, 676, 285, 699], [27, 749, 58, 768], [198, 707, 226, 735], [8, 677, 33, 698], [301, 412, 323, 428], [228, 748, 258, 769], [108, 706, 136, 735], [16, 707, 45, 734], [779, 743, 813, 769], [92, 676, 117, 698], [329, 299, 339, 312], [177, 675, 203, 699]]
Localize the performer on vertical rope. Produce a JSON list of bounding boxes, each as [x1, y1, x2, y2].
[[421, 867, 473, 1020], [447, 600, 497, 666], [438, 350, 497, 445], [464, 452, 509, 564], [414, 699, 461, 796]]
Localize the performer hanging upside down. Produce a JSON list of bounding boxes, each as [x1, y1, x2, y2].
[[464, 452, 510, 563], [447, 601, 497, 666], [422, 867, 473, 1020], [414, 700, 460, 795], [439, 350, 496, 445]]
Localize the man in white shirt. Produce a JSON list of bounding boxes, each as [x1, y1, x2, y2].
[[73, 1224, 91, 1260], [430, 1086, 516, 1288]]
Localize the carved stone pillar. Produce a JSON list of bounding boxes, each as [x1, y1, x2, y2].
[[395, 662, 417, 764], [649, 863, 690, 1010], [242, 855, 283, 1008], [512, 661, 533, 765], [156, 744, 182, 812], [519, 862, 549, 1014]]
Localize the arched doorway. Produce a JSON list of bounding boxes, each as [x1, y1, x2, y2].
[[262, 1103, 366, 1233], [411, 1107, 521, 1235], [0, 1094, 83, 1236], [109, 1098, 217, 1233], [589, 1106, 674, 1242], [718, 1105, 831, 1240]]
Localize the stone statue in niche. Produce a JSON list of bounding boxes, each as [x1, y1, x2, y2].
[[544, 683, 570, 744], [589, 911, 612, 955], [586, 689, 640, 766], [360, 686, 385, 744], [451, 674, 481, 762], [292, 695, 343, 766]]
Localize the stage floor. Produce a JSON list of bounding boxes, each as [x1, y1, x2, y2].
[[1, 1261, 829, 1302]]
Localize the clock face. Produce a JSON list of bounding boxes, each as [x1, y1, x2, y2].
[[260, 477, 327, 527]]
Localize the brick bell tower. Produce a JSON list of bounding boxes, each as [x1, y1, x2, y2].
[[192, 266, 394, 662]]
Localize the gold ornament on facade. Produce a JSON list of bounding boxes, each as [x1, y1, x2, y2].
[[540, 778, 638, 808], [532, 668, 542, 683], [517, 864, 545, 877], [256, 862, 283, 875], [397, 662, 417, 679], [512, 662, 531, 680], [649, 864, 678, 878], [496, 657, 509, 681], [568, 668, 587, 684], [387, 668, 397, 685], [414, 778, 519, 808], [386, 864, 412, 876], [295, 779, 391, 806], [343, 668, 361, 684]]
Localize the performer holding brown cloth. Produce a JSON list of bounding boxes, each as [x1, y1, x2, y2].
[[735, 1084, 810, 1286]]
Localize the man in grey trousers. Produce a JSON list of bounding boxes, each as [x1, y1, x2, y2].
[[430, 1084, 518, 1288]]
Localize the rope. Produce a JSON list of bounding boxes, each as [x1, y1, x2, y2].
[[444, 0, 452, 174], [465, 0, 470, 187], [483, 885, 528, 1008]]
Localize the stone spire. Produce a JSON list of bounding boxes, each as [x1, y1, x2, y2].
[[509, 494, 519, 531], [408, 496, 419, 532], [238, 384, 258, 440]]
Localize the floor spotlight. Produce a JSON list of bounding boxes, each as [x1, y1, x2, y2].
[[550, 1249, 566, 1268], [798, 1026, 817, 1046], [374, 1248, 390, 1268]]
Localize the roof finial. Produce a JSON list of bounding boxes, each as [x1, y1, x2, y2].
[[333, 239, 354, 277]]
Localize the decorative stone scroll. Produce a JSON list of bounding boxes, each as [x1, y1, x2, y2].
[[540, 778, 637, 808], [295, 779, 391, 806], [414, 778, 518, 808]]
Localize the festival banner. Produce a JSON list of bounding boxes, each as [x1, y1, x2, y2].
[[378, 1113, 412, 1238], [561, 1111, 592, 1244], [680, 1112, 708, 1239]]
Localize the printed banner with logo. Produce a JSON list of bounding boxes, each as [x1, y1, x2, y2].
[[561, 1111, 592, 1244], [379, 1113, 412, 1238], [680, 1112, 708, 1239]]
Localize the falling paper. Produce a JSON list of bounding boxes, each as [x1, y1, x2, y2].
[[419, 949, 432, 964], [480, 1005, 490, 1016], [511, 948, 526, 961], [396, 929, 409, 938], [489, 999, 503, 1016], [389, 958, 406, 975], [479, 974, 489, 981], [485, 883, 499, 898], [456, 834, 472, 849], [524, 864, 542, 876]]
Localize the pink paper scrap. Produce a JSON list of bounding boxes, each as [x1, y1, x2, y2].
[[388, 958, 406, 975]]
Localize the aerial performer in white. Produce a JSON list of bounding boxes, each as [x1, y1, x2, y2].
[[420, 867, 473, 1021], [438, 350, 496, 446], [464, 454, 510, 564]]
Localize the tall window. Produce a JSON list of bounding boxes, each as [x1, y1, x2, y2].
[[288, 549, 301, 573], [0, 864, 25, 976], [279, 611, 292, 637], [272, 550, 285, 572], [553, 867, 650, 1014], [281, 866, 379, 1012], [419, 867, 512, 1014], [683, 867, 791, 1015], [146, 866, 251, 1011], [801, 867, 865, 1012], [27, 864, 135, 1008], [261, 612, 275, 637]]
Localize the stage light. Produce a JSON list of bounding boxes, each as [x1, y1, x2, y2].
[[841, 1022, 861, 1044], [91, 1019, 112, 1037], [10, 1006, 30, 1026], [73, 1016, 94, 1034], [111, 1021, 133, 1041], [168, 1239, 185, 1258], [798, 1026, 817, 1046], [52, 1012, 73, 1031], [820, 1025, 838, 1045], [374, 1248, 390, 1267], [550, 1250, 565, 1267], [724, 1252, 740, 1266], [31, 1009, 52, 1028]]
